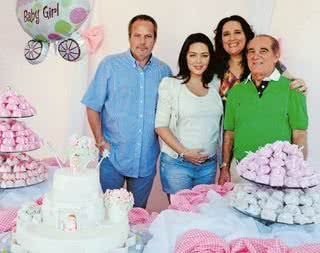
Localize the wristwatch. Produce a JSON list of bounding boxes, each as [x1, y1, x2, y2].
[[179, 152, 184, 159], [220, 162, 229, 169]]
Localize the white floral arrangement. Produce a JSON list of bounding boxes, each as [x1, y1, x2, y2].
[[68, 135, 98, 170], [17, 203, 42, 224], [104, 188, 134, 210]]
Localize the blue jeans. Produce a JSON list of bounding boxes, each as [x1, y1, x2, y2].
[[99, 158, 155, 208], [160, 152, 217, 194]]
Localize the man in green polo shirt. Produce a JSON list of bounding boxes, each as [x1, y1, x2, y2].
[[218, 34, 308, 185]]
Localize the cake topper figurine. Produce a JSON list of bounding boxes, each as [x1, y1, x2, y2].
[[69, 135, 98, 172]]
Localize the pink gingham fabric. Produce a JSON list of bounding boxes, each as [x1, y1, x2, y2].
[[169, 183, 234, 212], [174, 229, 320, 253], [0, 208, 18, 232], [174, 229, 231, 253], [128, 207, 158, 225], [230, 238, 289, 253], [290, 244, 320, 253]]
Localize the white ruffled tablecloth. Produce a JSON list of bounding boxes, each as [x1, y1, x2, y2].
[[144, 190, 320, 253]]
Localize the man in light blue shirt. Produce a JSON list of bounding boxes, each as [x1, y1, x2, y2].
[[81, 14, 171, 208]]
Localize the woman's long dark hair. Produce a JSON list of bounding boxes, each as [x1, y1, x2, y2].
[[213, 15, 254, 81], [176, 33, 215, 88]]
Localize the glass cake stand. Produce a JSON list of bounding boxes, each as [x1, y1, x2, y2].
[[0, 179, 47, 190], [0, 147, 40, 154], [0, 115, 46, 189], [0, 115, 34, 119], [233, 206, 314, 226]]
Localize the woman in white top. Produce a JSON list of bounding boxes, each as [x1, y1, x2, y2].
[[155, 33, 223, 197]]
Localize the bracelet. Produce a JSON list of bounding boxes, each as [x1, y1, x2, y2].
[[220, 162, 229, 169], [95, 140, 106, 148]]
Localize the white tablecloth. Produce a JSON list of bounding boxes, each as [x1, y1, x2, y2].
[[144, 191, 320, 253]]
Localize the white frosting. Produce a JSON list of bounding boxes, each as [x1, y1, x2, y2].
[[51, 168, 101, 202], [41, 193, 105, 230], [13, 221, 129, 253]]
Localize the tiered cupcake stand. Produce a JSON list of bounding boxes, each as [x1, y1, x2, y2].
[[0, 87, 48, 189], [230, 141, 320, 225]]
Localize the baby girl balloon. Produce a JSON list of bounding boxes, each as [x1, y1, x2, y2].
[[16, 0, 100, 64]]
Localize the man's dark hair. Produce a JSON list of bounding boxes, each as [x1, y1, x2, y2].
[[128, 14, 158, 39]]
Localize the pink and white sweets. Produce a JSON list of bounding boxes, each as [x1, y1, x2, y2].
[[0, 120, 41, 152], [0, 89, 36, 118], [0, 153, 48, 188], [237, 141, 319, 188]]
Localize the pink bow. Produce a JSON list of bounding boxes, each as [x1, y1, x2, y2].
[[129, 207, 158, 225], [80, 26, 104, 54], [169, 183, 234, 212]]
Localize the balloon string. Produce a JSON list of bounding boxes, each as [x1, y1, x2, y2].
[[54, 41, 58, 56]]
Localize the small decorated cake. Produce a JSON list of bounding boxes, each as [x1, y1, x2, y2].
[[237, 141, 319, 188], [105, 188, 134, 222]]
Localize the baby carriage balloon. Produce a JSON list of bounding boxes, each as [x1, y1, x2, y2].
[[16, 0, 93, 64]]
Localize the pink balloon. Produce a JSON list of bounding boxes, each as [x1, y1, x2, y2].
[[70, 7, 88, 24]]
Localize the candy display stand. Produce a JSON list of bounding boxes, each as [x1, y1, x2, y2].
[[0, 87, 48, 189], [231, 141, 320, 225]]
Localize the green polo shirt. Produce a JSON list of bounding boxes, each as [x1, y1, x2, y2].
[[224, 75, 308, 160]]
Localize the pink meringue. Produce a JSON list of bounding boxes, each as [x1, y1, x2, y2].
[[0, 109, 10, 117], [270, 174, 285, 187], [255, 174, 270, 185]]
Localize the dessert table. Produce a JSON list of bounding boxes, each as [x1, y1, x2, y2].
[[2, 168, 320, 253], [143, 187, 320, 253]]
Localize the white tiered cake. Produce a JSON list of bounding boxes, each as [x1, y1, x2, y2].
[[12, 136, 134, 253]]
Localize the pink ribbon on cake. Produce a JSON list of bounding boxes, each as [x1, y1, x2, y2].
[[80, 25, 104, 54]]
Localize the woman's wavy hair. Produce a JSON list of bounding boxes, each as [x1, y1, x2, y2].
[[213, 15, 255, 81], [176, 33, 215, 88]]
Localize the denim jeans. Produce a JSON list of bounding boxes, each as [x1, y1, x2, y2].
[[159, 152, 217, 194], [99, 158, 155, 208]]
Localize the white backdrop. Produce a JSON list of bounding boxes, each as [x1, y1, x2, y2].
[[0, 0, 319, 210]]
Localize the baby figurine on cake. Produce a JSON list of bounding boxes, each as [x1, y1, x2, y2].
[[68, 135, 98, 172], [63, 214, 78, 232]]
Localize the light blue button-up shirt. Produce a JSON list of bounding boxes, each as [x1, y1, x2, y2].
[[81, 50, 172, 177]]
